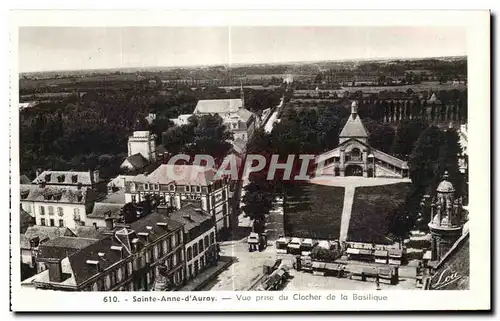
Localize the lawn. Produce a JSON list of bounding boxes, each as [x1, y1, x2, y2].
[[283, 183, 345, 240], [347, 182, 412, 245]]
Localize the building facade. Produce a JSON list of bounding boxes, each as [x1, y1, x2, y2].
[[315, 101, 409, 178], [20, 184, 99, 229], [127, 130, 157, 162], [124, 164, 231, 233], [169, 204, 217, 281], [22, 212, 185, 291]]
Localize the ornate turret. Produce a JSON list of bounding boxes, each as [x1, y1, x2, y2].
[[428, 171, 465, 262]]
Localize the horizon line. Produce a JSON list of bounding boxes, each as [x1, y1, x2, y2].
[[19, 54, 467, 75]]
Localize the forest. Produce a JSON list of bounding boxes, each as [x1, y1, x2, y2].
[[19, 83, 283, 179]]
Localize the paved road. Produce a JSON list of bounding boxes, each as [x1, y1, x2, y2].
[[201, 241, 277, 291], [339, 186, 355, 243]]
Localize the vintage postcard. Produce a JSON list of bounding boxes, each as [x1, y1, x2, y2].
[[9, 10, 490, 312]]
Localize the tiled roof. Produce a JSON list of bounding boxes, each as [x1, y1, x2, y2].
[[20, 175, 31, 184], [20, 184, 95, 204], [123, 153, 149, 170], [145, 164, 218, 186], [68, 213, 183, 286], [371, 149, 408, 169], [107, 175, 134, 188], [70, 226, 109, 239], [38, 237, 99, 260], [67, 236, 124, 286], [32, 171, 100, 185], [88, 203, 123, 219], [169, 203, 212, 232], [20, 209, 35, 233], [24, 226, 75, 243], [194, 99, 243, 114], [236, 108, 254, 122], [339, 113, 369, 138]]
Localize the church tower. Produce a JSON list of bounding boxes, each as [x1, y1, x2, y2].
[[428, 171, 466, 262]]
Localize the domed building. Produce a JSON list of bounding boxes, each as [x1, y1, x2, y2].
[[315, 101, 409, 178], [428, 171, 467, 262]]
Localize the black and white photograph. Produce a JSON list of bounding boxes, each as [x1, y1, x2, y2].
[[9, 10, 490, 312]]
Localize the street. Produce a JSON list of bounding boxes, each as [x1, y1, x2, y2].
[[201, 241, 278, 291]]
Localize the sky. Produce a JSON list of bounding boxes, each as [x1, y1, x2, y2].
[[18, 26, 467, 73]]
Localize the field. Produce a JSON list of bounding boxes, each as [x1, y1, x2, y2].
[[347, 182, 413, 244], [283, 183, 345, 240]]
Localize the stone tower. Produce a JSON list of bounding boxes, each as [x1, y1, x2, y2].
[[127, 131, 156, 162], [428, 171, 466, 262]]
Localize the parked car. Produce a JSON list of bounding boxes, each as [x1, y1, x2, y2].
[[276, 237, 291, 254], [288, 237, 302, 255], [248, 232, 259, 252], [300, 239, 318, 256]]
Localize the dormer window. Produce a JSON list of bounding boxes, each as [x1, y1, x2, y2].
[[144, 183, 150, 191], [45, 174, 52, 182], [169, 184, 176, 192], [71, 175, 78, 183], [185, 185, 191, 193], [21, 190, 29, 199], [57, 175, 65, 183], [53, 193, 62, 201], [153, 184, 159, 191], [195, 186, 201, 193]]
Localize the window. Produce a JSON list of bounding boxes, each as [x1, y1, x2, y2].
[[154, 184, 159, 191], [185, 185, 191, 193], [210, 232, 215, 245], [127, 262, 133, 276], [167, 256, 174, 269], [144, 183, 149, 191], [158, 241, 164, 257], [187, 247, 192, 261], [117, 267, 123, 282], [71, 175, 78, 183], [176, 231, 182, 245], [169, 184, 175, 192], [193, 245, 199, 257], [111, 270, 117, 286], [195, 186, 201, 193], [57, 207, 64, 216], [131, 195, 137, 203], [211, 195, 215, 206], [58, 219, 64, 227], [105, 275, 111, 290], [48, 206, 54, 215], [49, 219, 54, 226], [40, 218, 46, 226], [198, 239, 204, 253], [204, 235, 209, 248], [176, 250, 182, 264], [130, 183, 136, 192], [40, 206, 45, 215], [73, 208, 80, 221]]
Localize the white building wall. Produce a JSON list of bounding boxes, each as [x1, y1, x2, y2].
[[32, 202, 87, 229], [185, 227, 216, 279]]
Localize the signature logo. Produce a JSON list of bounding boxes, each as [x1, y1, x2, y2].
[[432, 267, 462, 289]]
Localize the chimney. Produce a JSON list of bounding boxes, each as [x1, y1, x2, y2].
[[93, 170, 100, 184], [46, 259, 64, 282], [110, 245, 125, 259], [104, 216, 114, 230], [157, 222, 168, 228], [138, 232, 150, 243], [86, 260, 101, 273]]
